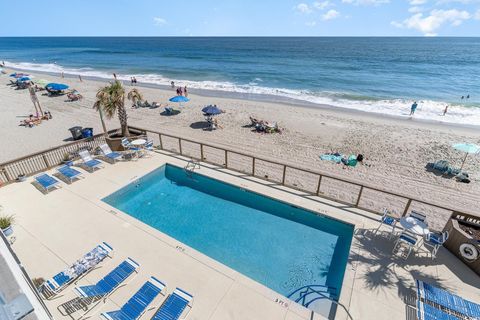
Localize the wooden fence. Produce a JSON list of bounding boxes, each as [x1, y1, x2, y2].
[[0, 131, 113, 184], [132, 126, 475, 229], [0, 126, 476, 229]]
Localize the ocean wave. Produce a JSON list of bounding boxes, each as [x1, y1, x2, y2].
[[6, 60, 480, 126]]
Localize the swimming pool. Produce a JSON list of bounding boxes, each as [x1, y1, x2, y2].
[[103, 164, 353, 311]]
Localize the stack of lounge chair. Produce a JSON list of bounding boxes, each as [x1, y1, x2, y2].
[[416, 280, 480, 320]]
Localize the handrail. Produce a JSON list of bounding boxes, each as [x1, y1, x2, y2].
[[287, 284, 337, 298], [293, 286, 354, 320], [128, 125, 477, 223]]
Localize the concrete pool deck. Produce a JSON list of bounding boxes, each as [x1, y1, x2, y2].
[[0, 151, 478, 320]]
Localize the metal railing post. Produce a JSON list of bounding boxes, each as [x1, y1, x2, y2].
[[316, 175, 322, 195], [252, 157, 256, 176], [178, 138, 182, 155], [355, 186, 364, 207], [158, 134, 163, 150], [403, 199, 413, 217], [224, 150, 228, 167], [282, 165, 287, 185], [200, 144, 204, 160]]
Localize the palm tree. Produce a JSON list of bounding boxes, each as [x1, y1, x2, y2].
[[93, 80, 130, 137], [127, 88, 143, 108]]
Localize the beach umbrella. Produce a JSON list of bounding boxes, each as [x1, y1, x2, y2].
[[17, 76, 31, 82], [169, 96, 190, 103], [452, 143, 480, 170], [202, 105, 222, 115], [46, 83, 69, 91]]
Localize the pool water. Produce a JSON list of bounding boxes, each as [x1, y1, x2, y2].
[[103, 165, 353, 303]]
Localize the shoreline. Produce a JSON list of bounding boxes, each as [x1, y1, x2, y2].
[[6, 66, 480, 133]]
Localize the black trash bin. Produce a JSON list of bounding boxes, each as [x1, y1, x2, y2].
[[69, 126, 83, 140], [81, 128, 93, 139]]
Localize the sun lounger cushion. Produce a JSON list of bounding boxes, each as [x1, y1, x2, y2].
[[152, 288, 193, 320], [75, 258, 139, 298], [45, 242, 112, 293], [84, 159, 102, 168], [102, 277, 165, 320], [35, 174, 59, 189]]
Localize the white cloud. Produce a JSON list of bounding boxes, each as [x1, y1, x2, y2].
[[295, 3, 313, 13], [153, 17, 167, 26], [410, 0, 428, 5], [341, 0, 389, 5], [409, 6, 424, 12], [392, 9, 471, 36], [313, 1, 332, 9], [322, 9, 341, 20]]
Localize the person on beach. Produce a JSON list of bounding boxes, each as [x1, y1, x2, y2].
[[171, 81, 175, 88], [443, 105, 448, 116], [410, 101, 418, 116], [113, 73, 117, 80], [133, 77, 137, 84], [61, 72, 64, 78], [79, 75, 82, 82], [184, 86, 188, 97]]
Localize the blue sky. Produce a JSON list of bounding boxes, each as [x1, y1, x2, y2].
[[1, 0, 479, 36]]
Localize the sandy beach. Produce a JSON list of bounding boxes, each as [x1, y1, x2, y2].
[[1, 69, 479, 224]]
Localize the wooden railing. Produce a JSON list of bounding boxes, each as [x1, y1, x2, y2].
[[131, 126, 476, 229], [0, 125, 475, 229], [0, 130, 115, 184]]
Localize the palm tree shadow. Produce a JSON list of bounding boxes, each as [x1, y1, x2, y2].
[[351, 228, 473, 303]]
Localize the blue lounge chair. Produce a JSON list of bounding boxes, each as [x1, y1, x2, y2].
[[416, 280, 480, 319], [78, 150, 103, 172], [34, 173, 60, 192], [40, 242, 113, 298], [57, 165, 83, 183], [152, 288, 193, 320], [373, 208, 398, 239], [101, 277, 166, 320], [99, 144, 122, 162], [417, 300, 460, 320], [74, 258, 140, 299]]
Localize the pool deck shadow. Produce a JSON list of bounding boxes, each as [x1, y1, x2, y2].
[[0, 152, 478, 320]]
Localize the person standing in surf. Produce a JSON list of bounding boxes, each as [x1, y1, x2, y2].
[[410, 101, 418, 116]]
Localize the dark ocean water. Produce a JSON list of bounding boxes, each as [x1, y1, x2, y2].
[[1, 37, 479, 124]]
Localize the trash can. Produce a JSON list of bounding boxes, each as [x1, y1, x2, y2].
[[81, 128, 93, 139], [68, 126, 83, 140]]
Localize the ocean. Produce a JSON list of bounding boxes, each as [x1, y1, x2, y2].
[[1, 37, 479, 125]]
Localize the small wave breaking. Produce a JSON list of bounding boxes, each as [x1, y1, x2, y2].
[[6, 60, 480, 126]]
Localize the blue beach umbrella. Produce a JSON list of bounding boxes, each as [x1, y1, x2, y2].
[[202, 105, 222, 115], [169, 96, 190, 103], [46, 83, 69, 91], [18, 76, 31, 82], [452, 143, 480, 170]]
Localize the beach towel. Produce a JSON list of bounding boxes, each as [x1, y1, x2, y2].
[[320, 154, 342, 163]]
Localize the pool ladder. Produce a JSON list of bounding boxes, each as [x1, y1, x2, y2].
[[287, 285, 354, 320], [184, 159, 200, 177]]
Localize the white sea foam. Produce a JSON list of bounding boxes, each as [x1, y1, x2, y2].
[[6, 60, 480, 126]]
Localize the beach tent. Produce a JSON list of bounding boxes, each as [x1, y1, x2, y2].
[[452, 143, 480, 170]]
